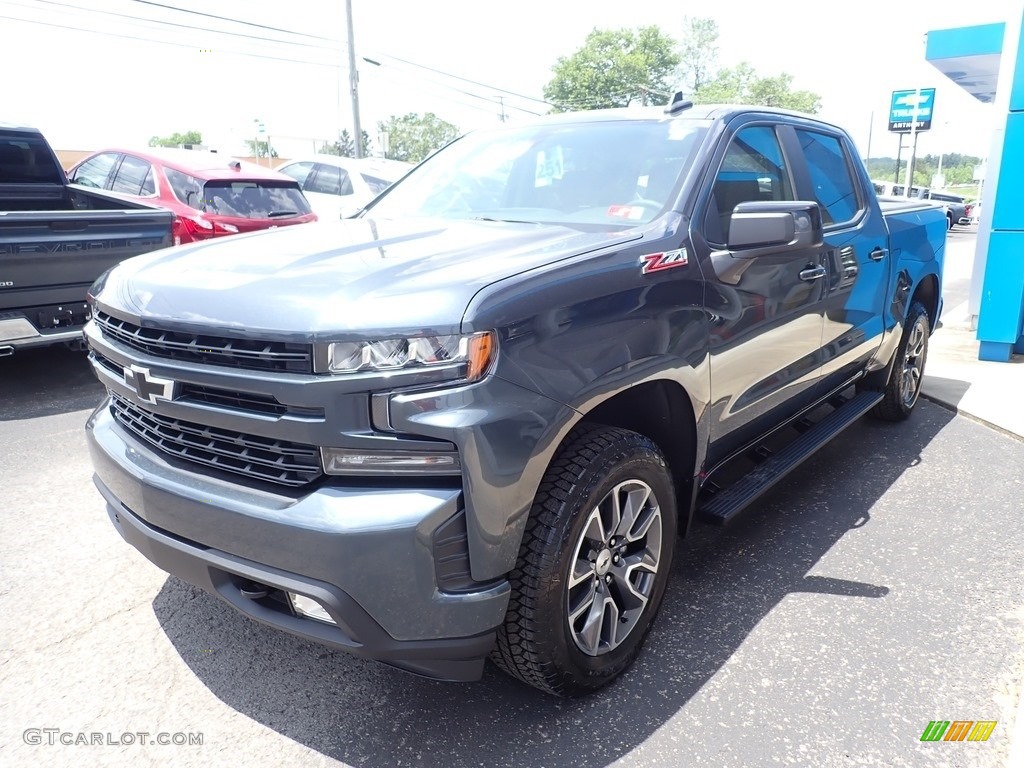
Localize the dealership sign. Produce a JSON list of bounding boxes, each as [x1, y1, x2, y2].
[[889, 88, 936, 132]]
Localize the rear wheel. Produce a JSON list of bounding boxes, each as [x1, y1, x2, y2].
[[870, 300, 930, 421], [491, 425, 677, 696]]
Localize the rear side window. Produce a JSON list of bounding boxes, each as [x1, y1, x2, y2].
[[70, 152, 119, 188], [795, 130, 860, 225], [279, 161, 313, 187], [164, 167, 204, 210], [202, 181, 312, 219], [0, 135, 65, 183], [361, 173, 393, 195], [111, 155, 156, 196], [307, 164, 354, 196]]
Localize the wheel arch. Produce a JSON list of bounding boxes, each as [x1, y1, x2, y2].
[[574, 379, 700, 537], [911, 272, 940, 329]]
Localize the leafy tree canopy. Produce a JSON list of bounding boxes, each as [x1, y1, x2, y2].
[[320, 129, 373, 157], [695, 63, 822, 113], [244, 139, 278, 158], [148, 130, 202, 147], [378, 112, 459, 163], [545, 18, 821, 115], [544, 26, 681, 111]]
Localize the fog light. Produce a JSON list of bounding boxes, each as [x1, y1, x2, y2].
[[321, 447, 461, 475], [288, 593, 336, 625]]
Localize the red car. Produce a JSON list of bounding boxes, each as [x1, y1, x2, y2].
[[67, 148, 317, 245]]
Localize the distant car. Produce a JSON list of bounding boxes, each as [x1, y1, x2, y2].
[[67, 148, 317, 245], [967, 202, 982, 225], [275, 155, 411, 219]]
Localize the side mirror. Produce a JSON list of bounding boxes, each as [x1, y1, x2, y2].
[[727, 201, 824, 253]]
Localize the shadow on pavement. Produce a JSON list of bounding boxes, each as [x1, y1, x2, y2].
[[0, 345, 104, 420], [153, 402, 956, 768], [921, 375, 972, 410]]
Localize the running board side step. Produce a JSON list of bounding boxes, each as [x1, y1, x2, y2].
[[697, 390, 884, 526]]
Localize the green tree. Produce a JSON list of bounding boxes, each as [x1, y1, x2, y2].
[[544, 26, 681, 111], [244, 139, 278, 158], [148, 130, 203, 147], [695, 63, 821, 113], [320, 129, 372, 157], [378, 113, 459, 163], [678, 16, 719, 93]]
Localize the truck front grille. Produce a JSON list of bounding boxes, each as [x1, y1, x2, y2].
[[110, 395, 322, 487], [92, 351, 294, 418], [95, 311, 313, 373]]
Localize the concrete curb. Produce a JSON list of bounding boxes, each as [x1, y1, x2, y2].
[[919, 392, 1024, 443]]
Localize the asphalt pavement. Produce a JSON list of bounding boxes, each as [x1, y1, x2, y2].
[[1, 304, 1023, 767]]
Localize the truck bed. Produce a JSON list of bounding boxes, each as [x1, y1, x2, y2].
[[880, 196, 947, 264], [1, 185, 173, 353]]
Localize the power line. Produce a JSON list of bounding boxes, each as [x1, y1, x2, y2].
[[129, 0, 334, 42], [22, 0, 340, 51], [365, 51, 637, 114], [362, 58, 544, 117], [0, 11, 344, 68], [363, 66, 519, 120], [367, 51, 554, 108]]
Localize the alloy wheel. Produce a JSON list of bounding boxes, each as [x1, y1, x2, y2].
[[567, 479, 663, 656]]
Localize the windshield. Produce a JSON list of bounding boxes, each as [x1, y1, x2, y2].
[[366, 119, 708, 227], [200, 180, 310, 219]]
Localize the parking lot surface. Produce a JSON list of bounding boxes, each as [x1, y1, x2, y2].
[[2, 313, 1023, 767]]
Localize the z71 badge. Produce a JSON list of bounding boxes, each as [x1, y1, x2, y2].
[[640, 248, 689, 275]]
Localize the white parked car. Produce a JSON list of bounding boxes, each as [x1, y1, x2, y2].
[[275, 155, 411, 219]]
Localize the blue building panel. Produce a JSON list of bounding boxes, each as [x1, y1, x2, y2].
[[976, 233, 1024, 354], [925, 23, 1005, 60], [992, 113, 1024, 230]]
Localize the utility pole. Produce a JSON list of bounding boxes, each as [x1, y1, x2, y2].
[[903, 86, 922, 197], [865, 110, 874, 161], [497, 96, 507, 123], [345, 0, 363, 159]]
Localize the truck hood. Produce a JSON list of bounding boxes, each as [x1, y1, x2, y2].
[[99, 217, 642, 338]]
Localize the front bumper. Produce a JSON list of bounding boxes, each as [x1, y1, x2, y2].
[[87, 401, 510, 681]]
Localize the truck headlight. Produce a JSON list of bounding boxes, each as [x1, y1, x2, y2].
[[326, 331, 495, 381]]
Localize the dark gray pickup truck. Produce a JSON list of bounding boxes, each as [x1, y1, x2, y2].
[[0, 124, 173, 355], [84, 100, 945, 695]]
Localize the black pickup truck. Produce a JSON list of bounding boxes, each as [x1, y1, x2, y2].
[[0, 124, 173, 355], [84, 100, 945, 696]]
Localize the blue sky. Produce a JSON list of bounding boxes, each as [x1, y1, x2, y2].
[[0, 0, 1012, 159]]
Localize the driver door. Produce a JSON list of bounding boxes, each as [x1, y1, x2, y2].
[[694, 121, 828, 468]]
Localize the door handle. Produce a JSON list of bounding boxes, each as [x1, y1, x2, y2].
[[799, 265, 826, 282], [869, 247, 887, 262]]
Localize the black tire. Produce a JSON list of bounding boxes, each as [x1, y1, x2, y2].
[[870, 301, 930, 421], [946, 213, 954, 231], [491, 424, 677, 696]]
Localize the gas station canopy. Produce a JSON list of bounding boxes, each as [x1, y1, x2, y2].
[[925, 23, 1004, 103]]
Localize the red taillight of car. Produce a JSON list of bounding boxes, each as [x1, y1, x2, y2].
[[172, 215, 237, 244]]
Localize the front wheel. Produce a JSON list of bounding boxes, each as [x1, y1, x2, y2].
[[869, 300, 930, 421], [490, 425, 677, 696]]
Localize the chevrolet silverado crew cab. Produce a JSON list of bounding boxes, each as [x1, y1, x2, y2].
[[0, 124, 173, 355], [84, 99, 945, 696]]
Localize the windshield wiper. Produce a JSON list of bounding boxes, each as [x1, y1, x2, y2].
[[471, 216, 540, 225], [267, 210, 299, 218]]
